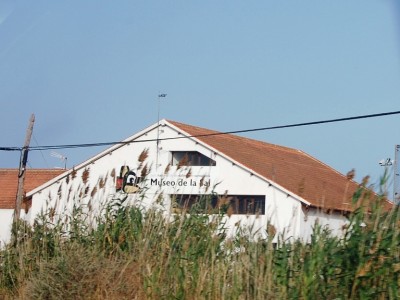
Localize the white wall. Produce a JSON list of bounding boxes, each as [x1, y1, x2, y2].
[[299, 207, 349, 242], [26, 122, 342, 242], [0, 209, 13, 247]]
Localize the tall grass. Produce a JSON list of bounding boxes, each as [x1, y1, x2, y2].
[[1, 188, 399, 299]]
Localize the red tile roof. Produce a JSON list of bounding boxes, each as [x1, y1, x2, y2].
[[168, 120, 390, 212], [0, 169, 65, 209]]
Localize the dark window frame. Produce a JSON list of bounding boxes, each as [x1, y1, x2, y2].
[[171, 194, 265, 215], [171, 151, 216, 167]]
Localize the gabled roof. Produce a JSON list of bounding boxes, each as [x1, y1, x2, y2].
[[167, 120, 387, 212], [0, 169, 65, 209], [22, 120, 390, 213]]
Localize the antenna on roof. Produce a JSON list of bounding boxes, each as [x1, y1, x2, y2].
[[51, 151, 67, 169], [156, 93, 167, 172]]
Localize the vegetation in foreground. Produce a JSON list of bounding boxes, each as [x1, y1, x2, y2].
[[0, 186, 399, 299]]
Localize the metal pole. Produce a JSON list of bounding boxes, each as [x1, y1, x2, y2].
[[14, 114, 35, 221], [394, 145, 400, 204], [156, 94, 166, 172]]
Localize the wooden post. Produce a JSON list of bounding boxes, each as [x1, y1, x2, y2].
[[14, 114, 35, 221]]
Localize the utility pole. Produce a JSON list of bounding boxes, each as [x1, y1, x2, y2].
[[14, 114, 35, 222], [156, 93, 166, 172], [394, 145, 400, 204]]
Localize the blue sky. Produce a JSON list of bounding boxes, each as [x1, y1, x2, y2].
[[1, 0, 400, 193]]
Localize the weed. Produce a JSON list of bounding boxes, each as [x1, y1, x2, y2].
[[1, 177, 399, 299]]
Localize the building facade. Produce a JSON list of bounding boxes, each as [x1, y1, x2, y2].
[[23, 120, 375, 242], [0, 169, 64, 245]]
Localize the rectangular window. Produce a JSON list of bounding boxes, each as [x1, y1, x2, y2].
[[171, 194, 265, 215], [171, 151, 216, 167], [227, 195, 265, 215]]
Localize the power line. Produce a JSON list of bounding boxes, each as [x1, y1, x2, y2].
[[32, 133, 50, 168], [0, 147, 20, 151], [1, 110, 399, 152]]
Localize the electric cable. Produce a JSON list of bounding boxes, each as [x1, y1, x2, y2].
[[1, 110, 399, 152], [32, 133, 50, 168]]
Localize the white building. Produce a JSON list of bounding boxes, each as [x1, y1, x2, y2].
[[0, 169, 64, 246], [23, 120, 379, 241]]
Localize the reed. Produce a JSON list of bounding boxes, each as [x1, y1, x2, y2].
[[1, 180, 399, 299]]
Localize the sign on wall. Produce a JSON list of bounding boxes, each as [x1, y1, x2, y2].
[[116, 166, 141, 194]]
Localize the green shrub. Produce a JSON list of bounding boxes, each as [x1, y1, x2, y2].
[[1, 184, 399, 299]]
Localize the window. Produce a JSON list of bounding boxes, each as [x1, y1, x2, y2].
[[171, 151, 216, 167], [171, 194, 265, 215], [227, 195, 265, 215]]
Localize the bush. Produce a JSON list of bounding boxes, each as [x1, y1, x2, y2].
[[1, 187, 399, 299]]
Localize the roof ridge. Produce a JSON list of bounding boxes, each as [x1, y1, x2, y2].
[[166, 120, 300, 154], [298, 149, 361, 183]]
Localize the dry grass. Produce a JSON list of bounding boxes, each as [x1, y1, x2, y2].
[[19, 246, 145, 299], [1, 186, 399, 299]]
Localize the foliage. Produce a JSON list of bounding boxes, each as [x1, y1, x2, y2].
[[1, 186, 399, 299]]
